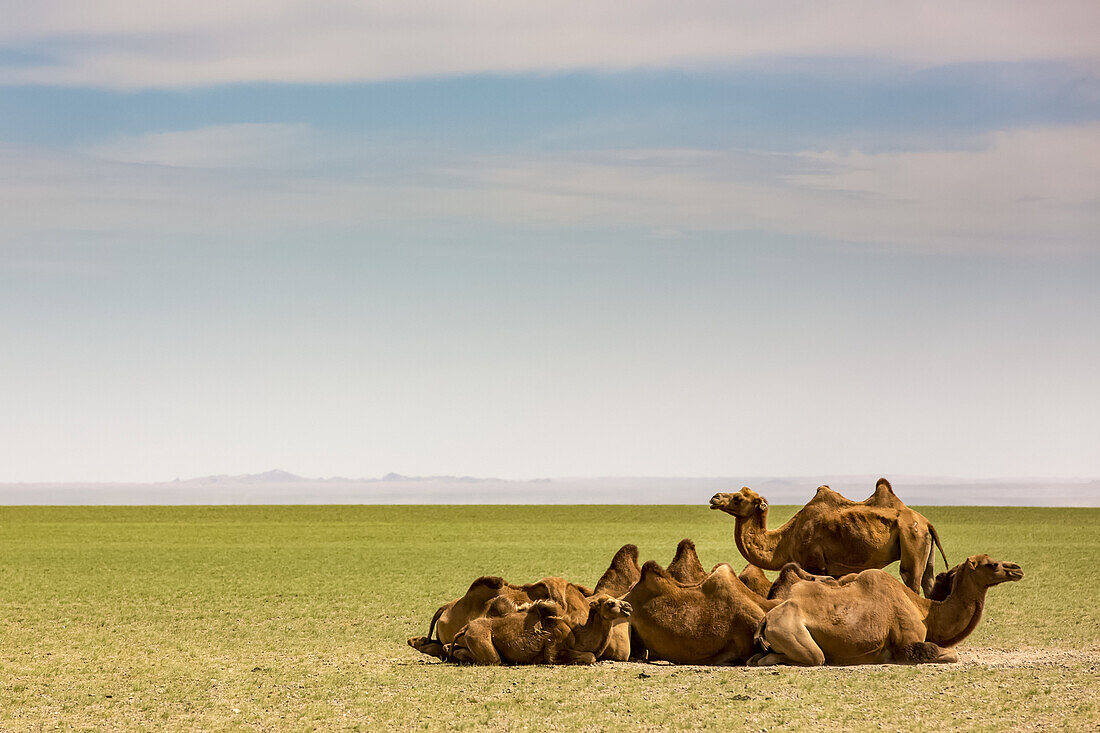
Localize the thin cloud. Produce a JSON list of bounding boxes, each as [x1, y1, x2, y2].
[[87, 123, 315, 169], [2, 1, 1098, 88], [2, 124, 1097, 255]]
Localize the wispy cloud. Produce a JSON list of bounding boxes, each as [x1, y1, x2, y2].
[[2, 1, 1097, 88], [3, 122, 1097, 255], [86, 123, 315, 169]]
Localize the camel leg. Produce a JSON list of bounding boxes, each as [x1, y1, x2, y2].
[[899, 534, 931, 594], [559, 649, 598, 665], [760, 603, 825, 666], [407, 636, 448, 660], [455, 620, 501, 665]]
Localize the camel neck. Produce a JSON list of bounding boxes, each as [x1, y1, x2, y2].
[[924, 575, 988, 648], [572, 614, 616, 654], [733, 511, 782, 571]]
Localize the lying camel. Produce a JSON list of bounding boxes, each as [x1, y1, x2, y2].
[[750, 554, 1023, 666], [447, 594, 632, 665], [407, 575, 592, 660], [622, 560, 778, 665], [407, 576, 530, 659], [559, 594, 633, 664], [447, 600, 570, 665], [594, 544, 641, 661], [710, 478, 948, 595]]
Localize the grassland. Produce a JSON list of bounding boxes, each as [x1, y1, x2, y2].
[[0, 504, 1096, 731]]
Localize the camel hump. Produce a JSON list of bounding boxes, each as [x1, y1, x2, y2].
[[612, 543, 640, 565], [595, 544, 641, 595], [467, 576, 507, 593], [876, 478, 894, 493], [639, 560, 672, 581], [676, 538, 697, 553]]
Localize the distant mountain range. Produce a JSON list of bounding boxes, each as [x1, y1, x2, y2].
[[0, 470, 1096, 506], [172, 470, 504, 485]]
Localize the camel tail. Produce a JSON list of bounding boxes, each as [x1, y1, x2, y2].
[[427, 605, 446, 642], [929, 523, 948, 570]]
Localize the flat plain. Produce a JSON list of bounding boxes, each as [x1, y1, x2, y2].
[[0, 504, 1096, 731]]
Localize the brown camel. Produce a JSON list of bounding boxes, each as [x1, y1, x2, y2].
[[447, 600, 570, 665], [407, 574, 591, 661], [750, 554, 1023, 666], [710, 478, 948, 595], [558, 594, 633, 664], [407, 575, 530, 659], [593, 544, 641, 661], [622, 560, 778, 665]]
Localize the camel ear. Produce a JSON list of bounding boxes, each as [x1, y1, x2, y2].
[[966, 558, 978, 570], [588, 598, 600, 609], [756, 498, 768, 511]]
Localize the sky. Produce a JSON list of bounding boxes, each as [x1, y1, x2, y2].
[[1, 1, 1098, 483]]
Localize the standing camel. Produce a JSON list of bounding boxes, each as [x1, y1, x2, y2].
[[710, 478, 948, 595]]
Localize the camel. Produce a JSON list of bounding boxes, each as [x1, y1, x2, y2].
[[407, 575, 531, 660], [558, 594, 633, 664], [593, 544, 641, 661], [407, 574, 591, 661], [622, 560, 778, 665], [750, 554, 1023, 666], [446, 600, 570, 665], [710, 478, 948, 595], [445, 594, 632, 666]]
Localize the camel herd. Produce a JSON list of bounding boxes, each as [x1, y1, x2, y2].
[[407, 478, 1023, 667]]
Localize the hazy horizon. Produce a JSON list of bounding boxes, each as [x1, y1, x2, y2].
[[3, 3, 1098, 486], [1, 470, 1096, 507]]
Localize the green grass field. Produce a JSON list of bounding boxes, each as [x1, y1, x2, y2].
[[0, 505, 1096, 731]]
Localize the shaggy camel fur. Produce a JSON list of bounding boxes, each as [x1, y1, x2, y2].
[[594, 544, 641, 661], [710, 478, 948, 595], [407, 575, 592, 660], [750, 554, 1023, 666], [407, 575, 530, 660], [622, 560, 778, 665], [446, 595, 632, 666], [447, 600, 570, 665], [595, 544, 641, 596], [668, 538, 708, 583]]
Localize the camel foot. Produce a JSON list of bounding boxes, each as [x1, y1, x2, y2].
[[407, 636, 447, 660], [747, 652, 784, 667]]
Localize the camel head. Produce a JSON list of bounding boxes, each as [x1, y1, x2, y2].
[[587, 593, 632, 621], [963, 554, 1024, 586], [710, 487, 768, 518]]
